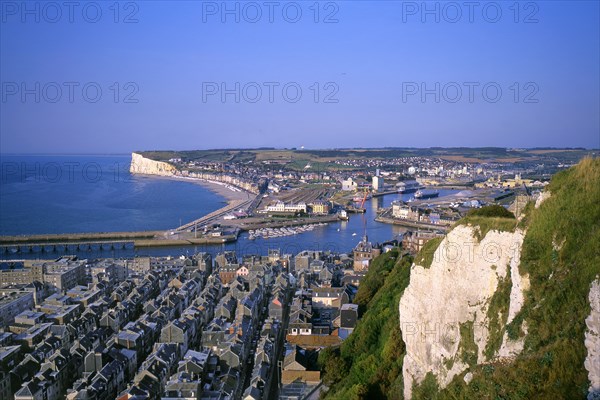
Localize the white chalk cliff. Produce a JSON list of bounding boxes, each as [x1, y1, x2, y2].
[[585, 278, 600, 400], [130, 152, 177, 176], [399, 224, 529, 399]]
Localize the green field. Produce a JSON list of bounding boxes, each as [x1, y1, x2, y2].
[[137, 147, 596, 172]]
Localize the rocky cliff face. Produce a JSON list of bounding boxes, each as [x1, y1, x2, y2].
[[399, 225, 529, 398], [585, 279, 600, 399], [130, 152, 177, 176], [322, 158, 599, 400]]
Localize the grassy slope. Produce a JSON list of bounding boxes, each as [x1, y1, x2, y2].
[[424, 157, 600, 399], [321, 158, 600, 400], [320, 249, 413, 399]]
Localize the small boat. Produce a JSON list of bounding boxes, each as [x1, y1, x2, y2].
[[415, 189, 439, 199], [353, 193, 372, 202], [352, 233, 357, 236], [338, 210, 349, 221]]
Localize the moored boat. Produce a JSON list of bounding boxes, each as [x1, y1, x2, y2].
[[414, 189, 439, 199]]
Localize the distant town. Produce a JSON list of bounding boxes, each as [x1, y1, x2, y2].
[[124, 147, 593, 244]]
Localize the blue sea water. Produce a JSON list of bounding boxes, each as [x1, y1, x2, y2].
[[0, 155, 226, 235], [0, 154, 459, 260]]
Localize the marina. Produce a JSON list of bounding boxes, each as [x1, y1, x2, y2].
[[248, 223, 327, 240]]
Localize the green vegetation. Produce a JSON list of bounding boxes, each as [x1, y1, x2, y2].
[[457, 216, 517, 242], [457, 205, 517, 242], [353, 248, 401, 314], [516, 200, 535, 229], [414, 237, 443, 268], [458, 321, 478, 368], [320, 253, 413, 399], [319, 158, 600, 400], [137, 148, 596, 173], [467, 205, 515, 219], [484, 267, 512, 360], [412, 373, 440, 399], [437, 157, 600, 399]]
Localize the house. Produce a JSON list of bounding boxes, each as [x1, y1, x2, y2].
[[311, 287, 349, 309], [352, 235, 381, 271], [310, 201, 330, 215], [177, 349, 210, 379], [236, 265, 249, 277], [160, 318, 195, 354], [288, 310, 312, 336], [341, 178, 357, 191], [402, 230, 444, 254], [340, 303, 358, 329], [219, 343, 243, 369], [282, 346, 308, 371], [268, 294, 285, 321], [215, 296, 237, 321], [391, 202, 420, 220]]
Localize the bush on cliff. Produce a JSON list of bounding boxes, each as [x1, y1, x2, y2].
[[320, 252, 413, 399], [321, 158, 600, 400], [436, 157, 600, 399]]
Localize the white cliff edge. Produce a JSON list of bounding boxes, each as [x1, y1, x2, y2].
[[585, 278, 600, 400], [399, 225, 529, 399], [535, 190, 551, 208], [130, 152, 177, 176]]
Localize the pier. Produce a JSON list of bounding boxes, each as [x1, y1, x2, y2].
[[371, 189, 400, 197], [0, 241, 134, 254], [175, 198, 254, 232], [374, 215, 450, 231]]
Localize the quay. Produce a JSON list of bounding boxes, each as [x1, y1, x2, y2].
[[0, 229, 239, 252], [371, 189, 400, 197], [374, 215, 450, 231], [0, 231, 159, 244], [0, 240, 134, 254], [176, 197, 255, 232]]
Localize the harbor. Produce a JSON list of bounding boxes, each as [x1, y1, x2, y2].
[[248, 223, 328, 240]]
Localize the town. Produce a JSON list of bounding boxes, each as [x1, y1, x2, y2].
[[0, 148, 595, 400], [130, 148, 583, 241], [0, 229, 414, 400]]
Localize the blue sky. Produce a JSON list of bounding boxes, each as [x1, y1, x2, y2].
[[1, 0, 599, 153]]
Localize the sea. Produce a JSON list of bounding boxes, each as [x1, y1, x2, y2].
[[0, 155, 459, 260]]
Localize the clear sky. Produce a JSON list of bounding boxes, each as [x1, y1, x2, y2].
[[1, 0, 599, 153]]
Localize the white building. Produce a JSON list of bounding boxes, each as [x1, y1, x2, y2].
[[264, 201, 307, 213], [341, 178, 357, 191], [372, 176, 384, 192]]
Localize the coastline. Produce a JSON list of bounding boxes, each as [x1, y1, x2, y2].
[[129, 152, 253, 207], [172, 175, 253, 205], [131, 171, 252, 206]]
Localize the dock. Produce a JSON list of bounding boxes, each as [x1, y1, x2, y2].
[[176, 198, 255, 232], [0, 229, 239, 253], [374, 215, 450, 231], [371, 190, 400, 197], [0, 240, 134, 254]]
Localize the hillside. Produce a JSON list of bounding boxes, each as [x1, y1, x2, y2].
[[319, 249, 413, 399], [135, 147, 596, 171], [321, 158, 600, 399]]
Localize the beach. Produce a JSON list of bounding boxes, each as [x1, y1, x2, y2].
[[168, 175, 254, 206]]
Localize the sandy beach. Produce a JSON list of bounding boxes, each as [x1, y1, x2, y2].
[[171, 176, 254, 205]]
